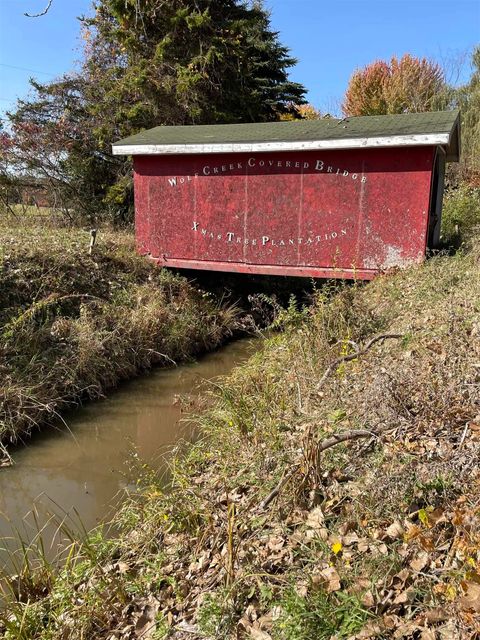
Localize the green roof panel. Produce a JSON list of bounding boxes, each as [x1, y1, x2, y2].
[[112, 110, 460, 159]]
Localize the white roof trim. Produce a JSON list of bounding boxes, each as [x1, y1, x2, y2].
[[112, 132, 451, 156]]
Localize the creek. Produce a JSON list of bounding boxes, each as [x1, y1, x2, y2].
[[0, 338, 257, 569]]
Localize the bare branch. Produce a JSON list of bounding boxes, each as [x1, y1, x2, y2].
[[316, 333, 404, 391], [258, 333, 405, 511], [24, 0, 53, 18]]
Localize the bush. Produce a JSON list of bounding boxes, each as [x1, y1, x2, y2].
[[441, 184, 480, 246]]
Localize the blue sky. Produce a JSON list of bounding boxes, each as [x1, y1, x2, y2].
[[0, 0, 479, 120]]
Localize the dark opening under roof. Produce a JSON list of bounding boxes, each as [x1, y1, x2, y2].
[[112, 110, 460, 160]]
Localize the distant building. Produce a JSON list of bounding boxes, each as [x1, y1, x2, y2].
[[7, 176, 54, 209]]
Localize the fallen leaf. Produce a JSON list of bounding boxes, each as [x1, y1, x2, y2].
[[352, 577, 371, 592], [383, 614, 402, 630], [135, 597, 160, 639], [256, 612, 273, 631], [418, 509, 429, 526], [410, 551, 429, 573], [361, 590, 375, 608], [249, 628, 272, 640], [437, 619, 461, 639], [305, 506, 325, 530], [316, 566, 341, 593], [457, 581, 480, 612], [405, 522, 422, 541], [428, 610, 449, 626], [358, 539, 369, 553], [391, 569, 410, 589], [428, 508, 446, 526], [393, 588, 415, 605], [267, 536, 284, 552], [385, 520, 405, 540], [393, 621, 421, 638], [343, 531, 359, 546], [416, 608, 449, 624], [355, 620, 384, 638], [418, 534, 436, 552]]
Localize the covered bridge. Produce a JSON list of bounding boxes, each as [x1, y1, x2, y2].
[[113, 110, 460, 280]]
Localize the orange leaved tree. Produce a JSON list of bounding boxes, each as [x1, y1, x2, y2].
[[279, 103, 323, 121], [343, 54, 446, 116]]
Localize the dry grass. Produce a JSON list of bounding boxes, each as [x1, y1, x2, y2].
[[1, 199, 480, 639], [2, 237, 479, 639], [0, 225, 240, 452]]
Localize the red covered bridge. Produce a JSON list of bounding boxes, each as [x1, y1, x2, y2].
[[112, 110, 460, 280]]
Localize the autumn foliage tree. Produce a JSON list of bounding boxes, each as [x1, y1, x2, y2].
[[2, 76, 110, 221], [279, 103, 323, 121], [342, 54, 446, 117]]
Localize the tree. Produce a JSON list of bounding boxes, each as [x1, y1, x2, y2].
[[342, 54, 445, 117], [6, 0, 306, 223], [4, 76, 116, 222], [342, 61, 390, 117], [279, 103, 322, 121], [454, 46, 480, 180]]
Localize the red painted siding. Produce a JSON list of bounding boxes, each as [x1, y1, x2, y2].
[[133, 146, 435, 279]]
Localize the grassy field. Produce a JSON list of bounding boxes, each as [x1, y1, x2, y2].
[[1, 228, 479, 638], [0, 225, 239, 458]]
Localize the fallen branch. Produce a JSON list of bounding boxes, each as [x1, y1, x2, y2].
[[259, 426, 390, 510], [316, 333, 404, 391], [316, 426, 387, 454], [259, 464, 300, 510], [259, 334, 404, 510]]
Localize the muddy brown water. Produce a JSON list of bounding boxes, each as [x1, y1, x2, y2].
[[0, 338, 257, 570]]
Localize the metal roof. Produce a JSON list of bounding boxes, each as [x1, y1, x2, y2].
[[112, 110, 460, 160]]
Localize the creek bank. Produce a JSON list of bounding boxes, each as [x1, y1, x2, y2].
[[0, 225, 247, 455], [2, 239, 479, 639]]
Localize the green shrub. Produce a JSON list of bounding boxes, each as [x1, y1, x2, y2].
[[441, 184, 480, 246]]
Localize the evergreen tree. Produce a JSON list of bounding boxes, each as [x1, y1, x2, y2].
[[5, 0, 306, 223]]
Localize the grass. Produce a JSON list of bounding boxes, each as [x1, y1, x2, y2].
[[1, 192, 479, 638], [0, 224, 240, 453], [272, 587, 371, 640], [2, 232, 479, 638]]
